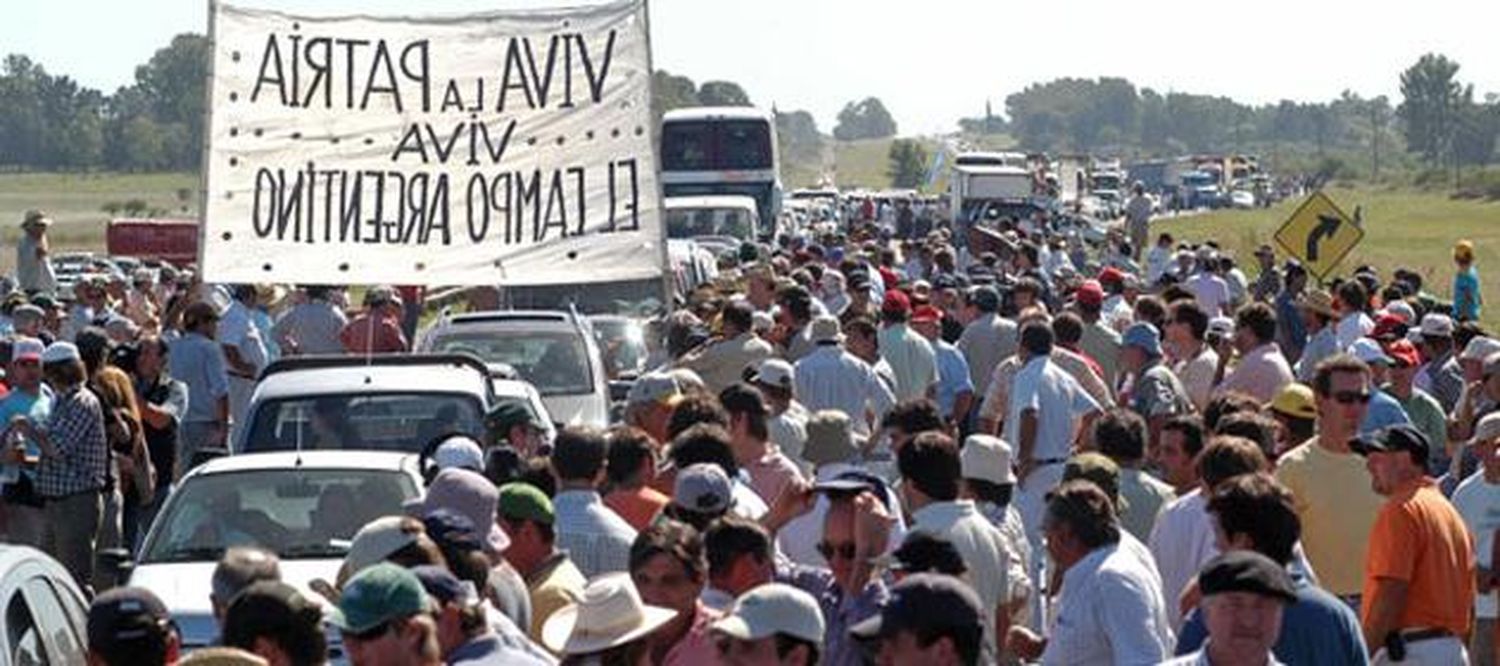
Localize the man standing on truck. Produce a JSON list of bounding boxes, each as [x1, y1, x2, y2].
[[1124, 182, 1154, 263], [16, 210, 57, 296]]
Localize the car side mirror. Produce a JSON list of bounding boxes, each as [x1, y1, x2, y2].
[[97, 548, 135, 587]]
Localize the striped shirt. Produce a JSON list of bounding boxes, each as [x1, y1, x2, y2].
[[552, 490, 637, 580], [34, 385, 108, 498]]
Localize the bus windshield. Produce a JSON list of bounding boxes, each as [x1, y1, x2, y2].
[[662, 120, 773, 171]]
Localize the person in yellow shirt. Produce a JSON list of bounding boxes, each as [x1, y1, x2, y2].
[[496, 482, 586, 645], [1274, 354, 1385, 610]]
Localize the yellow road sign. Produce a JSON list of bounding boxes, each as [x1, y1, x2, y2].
[[1273, 191, 1363, 280]]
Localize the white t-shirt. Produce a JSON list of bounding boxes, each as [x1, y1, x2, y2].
[[1004, 356, 1101, 462], [1040, 540, 1174, 665], [1187, 273, 1231, 317], [1452, 472, 1500, 618], [1147, 489, 1219, 628]]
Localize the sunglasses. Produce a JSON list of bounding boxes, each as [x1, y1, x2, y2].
[[816, 540, 858, 561], [1332, 390, 1372, 405]]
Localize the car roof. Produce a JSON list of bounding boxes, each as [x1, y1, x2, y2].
[[662, 106, 772, 123], [664, 195, 759, 210], [254, 363, 490, 401], [187, 451, 418, 476]]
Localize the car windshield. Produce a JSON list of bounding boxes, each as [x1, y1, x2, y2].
[[590, 319, 647, 377], [143, 468, 418, 563], [243, 393, 484, 453], [665, 207, 753, 240], [430, 331, 593, 396]]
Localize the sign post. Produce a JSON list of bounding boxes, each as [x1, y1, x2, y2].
[[200, 0, 664, 288], [1273, 190, 1363, 280]]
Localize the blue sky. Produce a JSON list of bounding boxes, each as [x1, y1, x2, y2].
[[6, 0, 1499, 134]]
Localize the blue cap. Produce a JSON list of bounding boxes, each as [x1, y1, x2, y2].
[[1122, 322, 1163, 357]]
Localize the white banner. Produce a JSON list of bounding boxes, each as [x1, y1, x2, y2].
[[202, 0, 663, 286]]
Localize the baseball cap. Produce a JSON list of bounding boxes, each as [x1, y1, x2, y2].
[[1462, 337, 1500, 362], [749, 358, 795, 391], [432, 435, 485, 472], [1208, 316, 1235, 339], [1075, 280, 1105, 306], [849, 573, 983, 641], [411, 564, 481, 608], [40, 341, 79, 364], [1348, 338, 1393, 367], [1418, 313, 1455, 341], [328, 563, 431, 635], [673, 463, 733, 515], [1121, 322, 1162, 357], [497, 482, 555, 525], [1371, 313, 1407, 341], [1267, 383, 1317, 421], [342, 516, 420, 578], [810, 316, 844, 344], [12, 337, 43, 362], [1471, 412, 1500, 445], [1384, 339, 1422, 369], [88, 587, 173, 655], [1383, 300, 1417, 324], [1198, 551, 1297, 603], [960, 434, 1016, 485], [625, 372, 683, 408], [485, 398, 548, 434], [911, 305, 942, 324], [882, 290, 911, 315], [1350, 424, 1430, 461], [883, 532, 968, 575], [1097, 267, 1125, 285], [711, 583, 826, 647], [221, 582, 324, 650]]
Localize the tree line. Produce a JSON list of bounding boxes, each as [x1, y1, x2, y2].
[[0, 35, 206, 171]]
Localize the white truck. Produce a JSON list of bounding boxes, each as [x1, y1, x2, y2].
[[950, 164, 1034, 222]]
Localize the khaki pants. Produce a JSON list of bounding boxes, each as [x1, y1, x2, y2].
[[42, 490, 103, 592]]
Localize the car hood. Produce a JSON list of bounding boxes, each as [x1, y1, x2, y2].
[[129, 559, 341, 647], [541, 392, 608, 429]]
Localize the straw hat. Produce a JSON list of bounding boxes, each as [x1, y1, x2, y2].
[[542, 572, 677, 655], [1296, 290, 1336, 318]]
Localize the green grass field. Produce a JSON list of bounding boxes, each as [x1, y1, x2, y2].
[[1156, 183, 1500, 328], [0, 172, 199, 271]]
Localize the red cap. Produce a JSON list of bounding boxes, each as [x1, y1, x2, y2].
[[882, 289, 912, 315], [1097, 267, 1125, 285], [1372, 313, 1407, 340], [1075, 280, 1105, 306], [911, 305, 943, 324], [877, 266, 899, 291], [1385, 339, 1422, 368]]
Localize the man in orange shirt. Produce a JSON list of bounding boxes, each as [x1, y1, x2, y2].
[[339, 286, 408, 354], [603, 426, 670, 531], [1354, 424, 1476, 664]]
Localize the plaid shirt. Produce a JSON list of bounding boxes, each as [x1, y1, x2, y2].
[[34, 385, 108, 498]]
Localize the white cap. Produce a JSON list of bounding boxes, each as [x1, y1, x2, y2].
[[1418, 313, 1454, 339], [710, 583, 826, 647], [751, 358, 795, 391], [960, 434, 1017, 485], [1208, 316, 1235, 338], [1471, 412, 1500, 445], [1461, 337, 1500, 362], [1383, 301, 1417, 324], [39, 342, 79, 364], [1348, 338, 1393, 366], [433, 436, 485, 472]]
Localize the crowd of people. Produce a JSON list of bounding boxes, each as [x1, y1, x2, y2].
[[8, 195, 1500, 666]]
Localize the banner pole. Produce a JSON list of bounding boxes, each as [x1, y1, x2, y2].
[[640, 0, 672, 315]]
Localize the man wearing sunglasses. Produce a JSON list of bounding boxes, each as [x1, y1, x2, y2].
[[1274, 354, 1386, 613]]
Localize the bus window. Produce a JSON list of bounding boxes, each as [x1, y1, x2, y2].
[[662, 121, 712, 171], [720, 121, 772, 170]]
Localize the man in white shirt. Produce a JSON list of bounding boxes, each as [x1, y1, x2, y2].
[[1006, 480, 1174, 664], [1452, 412, 1500, 665], [1145, 233, 1175, 287], [898, 432, 1012, 661], [1007, 322, 1104, 558], [219, 285, 269, 437], [1150, 437, 1268, 628], [1333, 280, 1375, 351], [876, 290, 937, 402], [548, 427, 637, 579], [794, 316, 896, 438], [1187, 250, 1232, 317], [1166, 300, 1220, 411]]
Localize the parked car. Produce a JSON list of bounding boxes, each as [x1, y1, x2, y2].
[[418, 310, 611, 427], [0, 546, 90, 666], [234, 354, 494, 454], [588, 314, 648, 379], [127, 451, 424, 650]]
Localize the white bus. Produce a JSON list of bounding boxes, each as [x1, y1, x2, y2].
[[660, 107, 782, 237]]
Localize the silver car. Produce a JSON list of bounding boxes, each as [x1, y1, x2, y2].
[[419, 310, 610, 427], [0, 546, 89, 666], [128, 451, 424, 649]]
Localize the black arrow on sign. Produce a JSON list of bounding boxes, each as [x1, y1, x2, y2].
[[1306, 214, 1341, 262]]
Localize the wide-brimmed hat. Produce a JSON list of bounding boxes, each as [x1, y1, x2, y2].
[[1296, 290, 1336, 318], [542, 572, 677, 655], [803, 410, 859, 467], [20, 210, 51, 228], [402, 468, 510, 557], [809, 316, 844, 344]]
